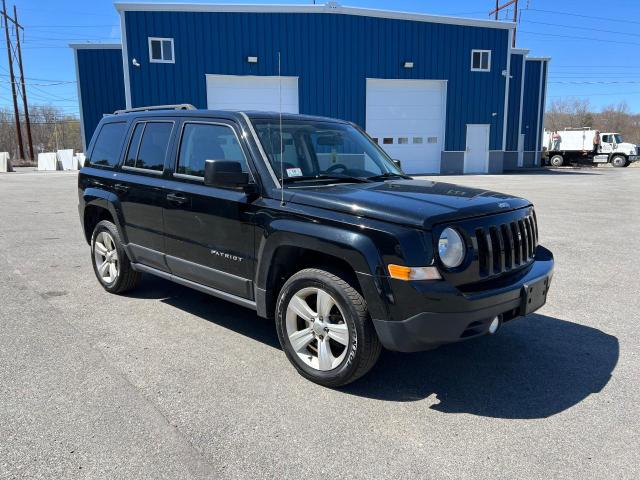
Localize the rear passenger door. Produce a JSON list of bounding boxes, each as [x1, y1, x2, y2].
[[163, 119, 257, 300], [116, 119, 175, 271]]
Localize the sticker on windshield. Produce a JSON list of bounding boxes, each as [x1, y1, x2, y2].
[[286, 167, 303, 177]]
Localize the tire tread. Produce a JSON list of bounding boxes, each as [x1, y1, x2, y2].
[[277, 268, 381, 387], [92, 220, 141, 294]]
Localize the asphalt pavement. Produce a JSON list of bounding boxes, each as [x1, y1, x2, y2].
[[0, 168, 638, 479]]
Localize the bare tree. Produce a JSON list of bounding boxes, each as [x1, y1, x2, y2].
[[545, 99, 639, 144], [0, 105, 82, 164]]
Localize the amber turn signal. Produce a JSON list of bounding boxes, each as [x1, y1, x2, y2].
[[387, 264, 442, 281]]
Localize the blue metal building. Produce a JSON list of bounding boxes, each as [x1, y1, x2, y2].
[[71, 44, 126, 149], [72, 2, 549, 174]]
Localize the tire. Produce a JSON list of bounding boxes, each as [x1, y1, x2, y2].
[[611, 155, 628, 168], [275, 268, 382, 387], [90, 220, 141, 294], [549, 154, 564, 167]]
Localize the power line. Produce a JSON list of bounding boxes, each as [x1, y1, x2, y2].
[[526, 7, 640, 26], [25, 24, 118, 28], [519, 29, 640, 46], [549, 91, 640, 98], [550, 80, 640, 85], [522, 19, 640, 39], [1, 78, 75, 86]]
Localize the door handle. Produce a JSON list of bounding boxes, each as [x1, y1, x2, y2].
[[166, 193, 188, 205], [113, 183, 129, 193]]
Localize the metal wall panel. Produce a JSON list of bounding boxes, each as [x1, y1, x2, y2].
[[505, 53, 524, 151], [124, 11, 510, 151], [537, 61, 548, 153], [76, 48, 126, 148], [521, 59, 542, 151]]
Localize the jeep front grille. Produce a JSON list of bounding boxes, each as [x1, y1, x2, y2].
[[474, 211, 538, 277]]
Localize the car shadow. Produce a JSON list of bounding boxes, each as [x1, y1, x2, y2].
[[128, 275, 618, 419], [127, 275, 280, 349], [343, 314, 619, 418]]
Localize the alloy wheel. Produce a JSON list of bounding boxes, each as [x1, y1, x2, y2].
[[93, 231, 119, 284], [285, 287, 350, 371]]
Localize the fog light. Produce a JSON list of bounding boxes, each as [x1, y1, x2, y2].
[[488, 316, 500, 334]]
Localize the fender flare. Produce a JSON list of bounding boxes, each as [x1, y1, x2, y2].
[[254, 219, 389, 319], [81, 188, 128, 244]]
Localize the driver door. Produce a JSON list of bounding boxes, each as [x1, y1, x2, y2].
[[600, 134, 613, 154]]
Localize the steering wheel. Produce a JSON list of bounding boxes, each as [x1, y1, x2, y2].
[[326, 163, 348, 173]]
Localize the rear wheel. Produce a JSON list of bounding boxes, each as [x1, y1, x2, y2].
[[611, 155, 628, 168], [275, 268, 381, 387], [91, 220, 141, 294], [549, 154, 564, 167]]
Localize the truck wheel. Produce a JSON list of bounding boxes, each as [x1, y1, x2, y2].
[[275, 268, 382, 387], [91, 220, 141, 294], [549, 154, 564, 167], [611, 155, 628, 168]]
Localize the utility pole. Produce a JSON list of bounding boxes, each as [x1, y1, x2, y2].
[[2, 0, 24, 161], [495, 1, 499, 20], [489, 0, 519, 47], [13, 5, 33, 161]]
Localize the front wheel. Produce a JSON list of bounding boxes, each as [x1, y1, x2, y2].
[[549, 154, 564, 167], [611, 155, 628, 168], [275, 268, 381, 387]]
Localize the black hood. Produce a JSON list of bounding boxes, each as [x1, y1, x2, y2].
[[287, 179, 532, 229]]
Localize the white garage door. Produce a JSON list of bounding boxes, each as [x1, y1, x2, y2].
[[206, 74, 299, 113], [366, 79, 446, 174]]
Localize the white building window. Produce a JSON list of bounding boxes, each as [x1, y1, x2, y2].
[[471, 50, 491, 72], [148, 37, 174, 63]]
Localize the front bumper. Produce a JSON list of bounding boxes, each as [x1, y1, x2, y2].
[[628, 155, 638, 162], [370, 246, 554, 352]]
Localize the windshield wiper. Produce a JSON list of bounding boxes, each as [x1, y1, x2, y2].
[[283, 174, 373, 184], [367, 172, 413, 181]]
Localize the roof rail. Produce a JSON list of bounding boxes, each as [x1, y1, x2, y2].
[[113, 104, 196, 114]]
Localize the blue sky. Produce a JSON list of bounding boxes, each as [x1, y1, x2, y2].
[[2, 0, 640, 116]]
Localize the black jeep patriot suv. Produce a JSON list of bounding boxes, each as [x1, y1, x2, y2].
[[78, 105, 554, 387]]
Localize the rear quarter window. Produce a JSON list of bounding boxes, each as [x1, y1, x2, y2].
[[88, 122, 127, 168]]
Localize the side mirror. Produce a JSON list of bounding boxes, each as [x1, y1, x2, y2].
[[204, 160, 254, 191], [392, 159, 402, 170]]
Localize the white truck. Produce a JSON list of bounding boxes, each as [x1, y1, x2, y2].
[[543, 128, 638, 168]]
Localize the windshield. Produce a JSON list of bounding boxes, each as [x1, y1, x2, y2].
[[252, 119, 403, 183], [613, 134, 623, 144]]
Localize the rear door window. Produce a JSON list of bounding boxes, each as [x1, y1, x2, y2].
[[123, 121, 173, 172], [176, 122, 248, 178], [88, 122, 127, 167]]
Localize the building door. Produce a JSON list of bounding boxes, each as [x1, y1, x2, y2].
[[517, 133, 525, 167], [464, 124, 490, 174], [365, 78, 446, 174], [206, 74, 299, 113]]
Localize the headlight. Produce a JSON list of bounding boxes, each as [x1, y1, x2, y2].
[[438, 227, 465, 268]]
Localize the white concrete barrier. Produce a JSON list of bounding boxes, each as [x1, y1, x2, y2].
[[38, 152, 57, 171], [0, 152, 9, 172], [57, 149, 75, 170], [74, 153, 86, 169]]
